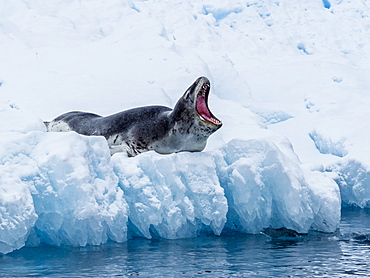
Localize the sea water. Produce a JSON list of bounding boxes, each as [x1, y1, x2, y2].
[[1, 209, 369, 277]]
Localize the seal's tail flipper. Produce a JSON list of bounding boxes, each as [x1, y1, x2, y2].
[[44, 121, 50, 130]]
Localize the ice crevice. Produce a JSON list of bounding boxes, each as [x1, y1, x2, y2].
[[309, 130, 348, 158]]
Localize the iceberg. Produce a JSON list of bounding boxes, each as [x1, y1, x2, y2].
[[0, 110, 341, 254]]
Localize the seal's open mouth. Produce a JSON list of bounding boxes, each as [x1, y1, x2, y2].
[[195, 80, 222, 126]]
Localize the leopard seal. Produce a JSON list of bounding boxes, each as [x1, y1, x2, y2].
[[46, 76, 222, 156]]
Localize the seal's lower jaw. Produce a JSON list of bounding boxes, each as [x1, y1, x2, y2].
[[195, 80, 222, 127]]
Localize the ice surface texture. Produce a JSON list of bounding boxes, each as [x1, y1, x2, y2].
[[0, 112, 128, 254]]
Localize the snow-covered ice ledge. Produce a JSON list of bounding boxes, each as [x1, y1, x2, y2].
[[0, 112, 342, 254]]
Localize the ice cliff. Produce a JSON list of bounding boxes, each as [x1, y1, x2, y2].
[[0, 111, 340, 254]]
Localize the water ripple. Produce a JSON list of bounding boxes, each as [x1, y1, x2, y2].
[[1, 209, 369, 277]]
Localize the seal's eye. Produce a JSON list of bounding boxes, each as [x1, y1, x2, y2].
[[184, 89, 194, 103]]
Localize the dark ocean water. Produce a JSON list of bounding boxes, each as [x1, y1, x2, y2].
[[1, 209, 369, 277]]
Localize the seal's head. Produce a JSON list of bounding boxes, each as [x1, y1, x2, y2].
[[173, 76, 222, 133], [172, 77, 222, 151], [145, 76, 222, 155]]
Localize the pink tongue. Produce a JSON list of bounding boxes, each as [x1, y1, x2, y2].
[[196, 96, 212, 120]]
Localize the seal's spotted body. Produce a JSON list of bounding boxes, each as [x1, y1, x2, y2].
[[46, 77, 222, 156]]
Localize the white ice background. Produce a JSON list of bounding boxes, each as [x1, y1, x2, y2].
[[0, 0, 369, 253]]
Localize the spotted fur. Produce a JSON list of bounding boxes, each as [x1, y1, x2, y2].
[[46, 77, 222, 157]]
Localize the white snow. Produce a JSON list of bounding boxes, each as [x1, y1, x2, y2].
[[0, 0, 369, 253]]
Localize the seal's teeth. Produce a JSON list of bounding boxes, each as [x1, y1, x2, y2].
[[198, 88, 206, 97], [211, 117, 221, 125]]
